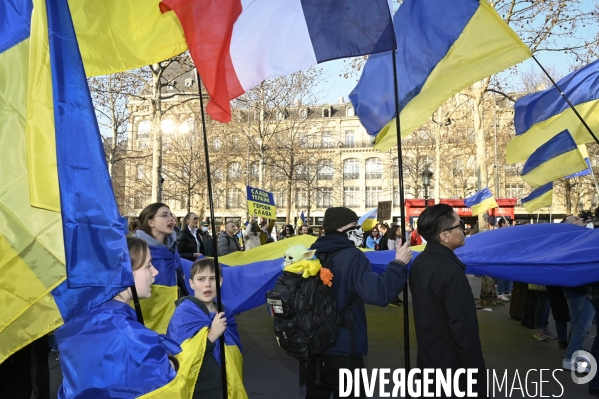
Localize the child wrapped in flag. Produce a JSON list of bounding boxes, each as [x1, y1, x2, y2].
[[167, 259, 247, 398]]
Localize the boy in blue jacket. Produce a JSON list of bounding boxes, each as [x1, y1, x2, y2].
[[307, 207, 412, 398]]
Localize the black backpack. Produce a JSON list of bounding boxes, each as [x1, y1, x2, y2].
[[266, 250, 356, 362]]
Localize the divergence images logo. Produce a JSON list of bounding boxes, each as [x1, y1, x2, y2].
[[570, 350, 597, 384]]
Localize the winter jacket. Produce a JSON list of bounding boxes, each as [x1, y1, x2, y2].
[[310, 233, 408, 356], [242, 224, 261, 251], [217, 232, 241, 256], [176, 226, 205, 261]]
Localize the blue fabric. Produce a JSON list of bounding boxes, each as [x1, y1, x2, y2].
[[349, 0, 479, 136], [521, 129, 578, 175], [47, 0, 132, 322], [0, 0, 32, 53], [300, 0, 396, 64], [522, 182, 553, 204], [514, 59, 599, 135], [167, 297, 241, 366], [566, 158, 592, 178], [149, 245, 182, 287], [56, 300, 179, 399], [47, 0, 132, 290], [464, 187, 494, 207]]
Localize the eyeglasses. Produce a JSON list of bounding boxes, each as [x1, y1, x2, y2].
[[443, 220, 465, 232], [154, 212, 175, 219]]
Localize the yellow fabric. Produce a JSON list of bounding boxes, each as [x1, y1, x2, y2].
[[284, 259, 322, 278], [470, 197, 499, 216], [224, 344, 248, 399], [26, 0, 60, 212], [138, 327, 207, 398], [361, 218, 378, 232], [521, 149, 588, 188], [138, 285, 178, 334], [579, 144, 590, 159], [69, 0, 188, 77], [506, 100, 599, 163], [374, 0, 532, 151], [523, 189, 553, 213], [220, 235, 316, 266], [0, 38, 66, 363]]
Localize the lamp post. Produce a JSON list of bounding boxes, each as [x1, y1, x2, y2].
[[421, 165, 433, 208]]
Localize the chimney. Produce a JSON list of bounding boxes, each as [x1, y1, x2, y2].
[[338, 95, 344, 104]]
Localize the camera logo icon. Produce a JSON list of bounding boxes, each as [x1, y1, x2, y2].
[[570, 350, 597, 384]]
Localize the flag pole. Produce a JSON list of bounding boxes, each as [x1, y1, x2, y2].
[[391, 49, 411, 376], [532, 56, 599, 146], [195, 69, 228, 399]]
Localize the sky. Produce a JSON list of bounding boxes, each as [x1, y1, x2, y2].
[[315, 0, 598, 105]]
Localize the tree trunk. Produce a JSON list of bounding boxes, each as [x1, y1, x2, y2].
[[285, 176, 292, 224], [434, 110, 442, 205], [565, 179, 572, 214], [151, 65, 163, 203]]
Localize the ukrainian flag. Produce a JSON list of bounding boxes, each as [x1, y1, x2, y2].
[[359, 208, 379, 231], [0, 0, 188, 363], [521, 183, 553, 213], [520, 129, 588, 188], [507, 59, 599, 164], [349, 0, 532, 151], [566, 145, 592, 178], [464, 188, 499, 216]]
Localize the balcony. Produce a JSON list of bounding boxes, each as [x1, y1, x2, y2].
[[343, 172, 359, 180], [317, 173, 334, 180], [365, 172, 382, 180]]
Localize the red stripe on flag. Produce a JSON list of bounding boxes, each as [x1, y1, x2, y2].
[[160, 0, 244, 123]]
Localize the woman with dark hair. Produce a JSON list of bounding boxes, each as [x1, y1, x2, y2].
[[56, 237, 181, 398], [279, 224, 295, 240], [384, 225, 402, 250], [133, 203, 188, 333], [409, 204, 487, 396], [177, 212, 205, 261]]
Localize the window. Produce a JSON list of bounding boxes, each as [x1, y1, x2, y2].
[[505, 183, 524, 198], [299, 132, 310, 148], [214, 190, 225, 208], [250, 162, 259, 178], [317, 188, 333, 208], [343, 187, 360, 207], [228, 162, 242, 179], [274, 189, 287, 207], [323, 108, 330, 118], [296, 191, 308, 208], [180, 117, 194, 134], [345, 131, 355, 148], [453, 159, 464, 176], [277, 111, 286, 121], [272, 167, 286, 181], [137, 120, 151, 138], [392, 158, 399, 178], [505, 163, 522, 176], [365, 187, 383, 207], [226, 189, 241, 209], [321, 131, 334, 148], [317, 160, 334, 180], [343, 158, 360, 180], [181, 194, 189, 209], [134, 194, 145, 209], [213, 168, 224, 181], [365, 157, 382, 179], [300, 109, 307, 119], [212, 138, 222, 151], [346, 107, 355, 117], [137, 164, 145, 180]]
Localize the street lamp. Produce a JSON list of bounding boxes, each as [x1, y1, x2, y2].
[[421, 165, 433, 208]]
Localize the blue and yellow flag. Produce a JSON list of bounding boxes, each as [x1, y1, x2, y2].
[[349, 0, 532, 151], [358, 208, 378, 231], [521, 183, 553, 213], [520, 129, 588, 188], [297, 211, 306, 227], [1, 0, 190, 363], [507, 59, 599, 164], [464, 188, 499, 216], [566, 145, 592, 178]]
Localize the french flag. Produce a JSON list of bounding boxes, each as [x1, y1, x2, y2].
[[160, 0, 396, 123]]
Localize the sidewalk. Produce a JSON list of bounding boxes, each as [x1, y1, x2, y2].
[[46, 276, 598, 398]]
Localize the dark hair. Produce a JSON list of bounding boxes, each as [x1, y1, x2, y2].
[[595, 207, 599, 221], [417, 204, 456, 243], [384, 224, 400, 240], [285, 224, 295, 236], [190, 258, 222, 279], [498, 218, 509, 228], [184, 212, 197, 225], [128, 218, 140, 233], [138, 202, 170, 238], [251, 222, 259, 234], [126, 236, 149, 272]]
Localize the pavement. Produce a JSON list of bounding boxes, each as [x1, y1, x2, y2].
[[44, 276, 599, 398]]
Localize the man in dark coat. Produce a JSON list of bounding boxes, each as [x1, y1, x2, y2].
[[177, 212, 205, 261], [409, 204, 487, 398], [307, 207, 412, 399]]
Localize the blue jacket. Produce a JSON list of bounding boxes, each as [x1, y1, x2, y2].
[[310, 233, 408, 356]]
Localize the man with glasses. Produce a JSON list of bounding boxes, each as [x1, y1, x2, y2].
[[409, 204, 486, 397]]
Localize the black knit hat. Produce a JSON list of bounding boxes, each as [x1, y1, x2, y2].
[[323, 207, 359, 231]]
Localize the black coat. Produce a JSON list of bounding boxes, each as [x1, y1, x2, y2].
[[409, 242, 487, 397], [176, 227, 205, 261]]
